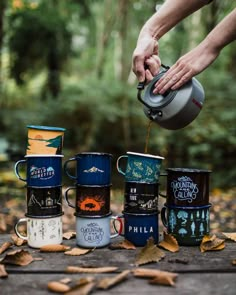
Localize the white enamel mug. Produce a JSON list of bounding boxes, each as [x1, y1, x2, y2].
[[14, 214, 63, 248], [75, 212, 122, 248]]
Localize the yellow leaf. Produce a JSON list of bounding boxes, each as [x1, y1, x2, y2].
[[40, 244, 70, 252], [1, 249, 34, 266], [200, 235, 225, 252], [97, 270, 130, 289], [222, 232, 236, 242], [64, 248, 94, 256], [109, 239, 136, 250]]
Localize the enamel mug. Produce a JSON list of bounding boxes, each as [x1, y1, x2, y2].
[[75, 212, 122, 248], [14, 214, 63, 248], [64, 152, 112, 185], [116, 151, 164, 183]]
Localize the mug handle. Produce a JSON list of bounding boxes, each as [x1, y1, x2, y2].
[[14, 160, 27, 182], [110, 216, 123, 238], [112, 214, 124, 237], [161, 207, 168, 228], [14, 218, 28, 240], [63, 158, 76, 180], [64, 187, 76, 208], [116, 155, 127, 176]]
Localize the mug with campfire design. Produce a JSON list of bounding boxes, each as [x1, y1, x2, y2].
[[64, 184, 111, 216]]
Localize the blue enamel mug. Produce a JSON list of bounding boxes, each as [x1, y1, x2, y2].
[[14, 155, 63, 187], [115, 211, 159, 247], [64, 152, 112, 185], [116, 151, 164, 183]]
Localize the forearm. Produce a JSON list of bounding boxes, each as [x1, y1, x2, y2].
[[203, 9, 236, 53], [138, 0, 210, 41]]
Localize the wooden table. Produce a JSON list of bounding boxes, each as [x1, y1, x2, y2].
[[0, 234, 236, 295]]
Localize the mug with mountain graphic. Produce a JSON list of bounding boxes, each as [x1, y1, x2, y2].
[[64, 152, 112, 185]]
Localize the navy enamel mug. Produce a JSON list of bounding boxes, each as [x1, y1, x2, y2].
[[64, 152, 112, 185], [14, 155, 63, 187], [115, 211, 159, 247]]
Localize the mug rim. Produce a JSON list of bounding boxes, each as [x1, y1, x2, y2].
[[166, 168, 211, 173], [127, 151, 164, 160], [163, 203, 212, 210], [24, 155, 64, 158], [75, 152, 113, 157], [27, 185, 62, 189], [74, 211, 112, 218], [27, 125, 66, 131], [121, 210, 160, 216], [25, 212, 64, 218]]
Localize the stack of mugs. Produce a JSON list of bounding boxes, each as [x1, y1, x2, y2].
[[64, 152, 122, 248], [116, 151, 164, 246], [161, 168, 212, 246], [14, 125, 66, 248]]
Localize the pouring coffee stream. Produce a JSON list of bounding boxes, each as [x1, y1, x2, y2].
[[137, 64, 205, 130]]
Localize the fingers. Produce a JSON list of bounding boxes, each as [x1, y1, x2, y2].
[[153, 62, 194, 94], [132, 54, 146, 82], [145, 55, 161, 77]]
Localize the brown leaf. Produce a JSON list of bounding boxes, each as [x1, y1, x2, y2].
[[109, 239, 136, 250], [40, 244, 71, 252], [97, 270, 130, 290], [0, 264, 8, 278], [158, 232, 179, 253], [135, 237, 165, 266], [47, 281, 70, 293], [0, 242, 13, 255], [63, 231, 76, 240], [11, 234, 27, 246], [64, 248, 94, 256], [66, 266, 118, 273], [59, 278, 72, 284], [200, 235, 225, 252], [149, 273, 177, 286], [222, 232, 236, 242], [1, 249, 34, 266], [133, 268, 178, 279], [65, 281, 96, 295]]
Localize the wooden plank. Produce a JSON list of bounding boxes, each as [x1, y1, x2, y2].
[[0, 272, 235, 295], [1, 234, 236, 273]]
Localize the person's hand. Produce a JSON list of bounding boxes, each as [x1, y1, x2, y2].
[[153, 41, 220, 94], [132, 35, 161, 82]]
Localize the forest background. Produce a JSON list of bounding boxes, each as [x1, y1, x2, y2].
[[0, 0, 236, 193]]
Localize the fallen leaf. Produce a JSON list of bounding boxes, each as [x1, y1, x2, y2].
[[1, 249, 34, 266], [133, 268, 178, 286], [66, 266, 118, 273], [158, 232, 179, 253], [149, 273, 177, 286], [200, 235, 225, 252], [135, 237, 165, 266], [40, 244, 70, 252], [97, 270, 130, 289], [47, 281, 70, 293], [63, 231, 76, 240], [65, 248, 94, 256], [109, 239, 136, 250], [0, 264, 8, 278], [11, 234, 27, 246], [222, 232, 236, 242], [59, 278, 72, 284], [0, 242, 13, 255], [65, 281, 96, 295]]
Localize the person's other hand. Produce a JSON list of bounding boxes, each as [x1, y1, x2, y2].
[[153, 42, 220, 94]]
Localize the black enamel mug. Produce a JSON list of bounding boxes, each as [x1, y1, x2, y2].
[[124, 182, 159, 213]]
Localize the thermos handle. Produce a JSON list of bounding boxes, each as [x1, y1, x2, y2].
[[116, 155, 128, 176], [14, 218, 28, 240], [14, 160, 27, 182], [161, 206, 168, 228], [64, 157, 76, 180], [64, 187, 76, 208]]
